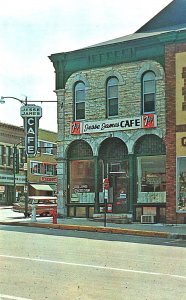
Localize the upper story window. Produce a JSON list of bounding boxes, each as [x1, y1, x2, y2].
[[142, 71, 156, 114], [43, 142, 55, 155], [30, 161, 56, 175], [44, 164, 57, 176], [106, 77, 119, 117], [30, 161, 41, 174], [74, 82, 85, 120], [38, 141, 57, 155]]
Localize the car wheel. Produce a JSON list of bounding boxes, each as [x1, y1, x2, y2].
[[24, 212, 30, 217]]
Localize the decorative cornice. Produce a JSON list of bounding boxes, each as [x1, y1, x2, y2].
[[50, 30, 186, 90]]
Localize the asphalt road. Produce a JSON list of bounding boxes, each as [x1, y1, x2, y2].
[[0, 225, 186, 300]]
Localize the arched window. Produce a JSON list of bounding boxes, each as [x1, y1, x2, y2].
[[74, 82, 85, 120], [106, 77, 119, 117], [142, 71, 156, 114]]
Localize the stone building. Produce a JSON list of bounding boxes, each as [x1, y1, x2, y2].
[[49, 0, 186, 223]]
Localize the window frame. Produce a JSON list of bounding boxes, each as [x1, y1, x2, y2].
[[142, 71, 156, 114], [74, 81, 86, 121], [30, 161, 41, 175], [106, 77, 119, 118]]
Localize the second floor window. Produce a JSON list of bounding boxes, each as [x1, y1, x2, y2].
[[142, 71, 156, 114], [44, 164, 57, 176], [107, 77, 119, 117], [30, 161, 56, 175], [74, 82, 85, 120], [31, 162, 41, 174], [38, 141, 57, 155]]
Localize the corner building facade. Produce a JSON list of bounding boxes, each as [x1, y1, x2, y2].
[[50, 0, 186, 223]]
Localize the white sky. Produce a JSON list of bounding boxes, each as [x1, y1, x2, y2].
[[0, 0, 172, 132]]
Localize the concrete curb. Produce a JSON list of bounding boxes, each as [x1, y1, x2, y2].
[[0, 221, 180, 239], [1, 221, 186, 239]]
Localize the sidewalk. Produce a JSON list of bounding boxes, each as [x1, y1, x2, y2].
[[1, 211, 186, 240]]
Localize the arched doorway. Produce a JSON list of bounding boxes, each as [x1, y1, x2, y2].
[[134, 134, 166, 222], [98, 138, 128, 213], [67, 140, 95, 217]]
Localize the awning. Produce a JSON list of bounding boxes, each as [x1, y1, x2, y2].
[[30, 184, 53, 191]]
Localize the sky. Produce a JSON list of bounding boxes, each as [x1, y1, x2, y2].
[[0, 0, 172, 132]]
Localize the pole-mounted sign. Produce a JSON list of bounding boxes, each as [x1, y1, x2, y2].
[[20, 105, 42, 157]]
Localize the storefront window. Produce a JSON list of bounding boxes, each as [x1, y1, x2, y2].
[[70, 160, 95, 203], [177, 157, 186, 212], [137, 155, 166, 203]]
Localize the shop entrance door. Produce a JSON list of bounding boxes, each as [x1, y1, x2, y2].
[[108, 162, 128, 213]]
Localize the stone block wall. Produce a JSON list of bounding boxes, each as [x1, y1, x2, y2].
[[63, 59, 165, 141]]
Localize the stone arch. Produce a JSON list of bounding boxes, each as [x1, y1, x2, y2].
[[136, 61, 164, 82], [98, 137, 128, 160], [134, 134, 166, 155], [69, 72, 90, 90], [67, 139, 93, 159], [99, 68, 125, 88], [129, 129, 164, 154]]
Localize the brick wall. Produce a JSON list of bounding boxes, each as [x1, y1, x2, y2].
[[165, 43, 186, 223]]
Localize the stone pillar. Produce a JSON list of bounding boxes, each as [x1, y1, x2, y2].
[[55, 89, 67, 217]]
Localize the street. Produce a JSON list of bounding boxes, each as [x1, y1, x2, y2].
[[0, 223, 186, 300]]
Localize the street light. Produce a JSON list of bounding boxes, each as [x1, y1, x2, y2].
[[0, 96, 27, 105], [0, 96, 57, 104]]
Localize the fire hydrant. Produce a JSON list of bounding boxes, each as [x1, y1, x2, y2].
[[52, 207, 57, 224], [31, 201, 37, 222]]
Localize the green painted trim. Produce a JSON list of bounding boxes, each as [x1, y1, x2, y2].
[[94, 156, 99, 213], [128, 154, 135, 214], [49, 30, 186, 90]]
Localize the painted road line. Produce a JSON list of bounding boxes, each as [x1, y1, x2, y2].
[[0, 294, 33, 300], [1, 254, 186, 280]]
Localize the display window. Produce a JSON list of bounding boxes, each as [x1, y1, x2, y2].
[[137, 155, 166, 203], [177, 157, 186, 212], [70, 160, 95, 203]]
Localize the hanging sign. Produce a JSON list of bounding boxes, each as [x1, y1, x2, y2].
[[21, 105, 42, 157], [24, 117, 38, 156]]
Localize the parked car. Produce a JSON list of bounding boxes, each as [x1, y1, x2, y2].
[[13, 196, 57, 217]]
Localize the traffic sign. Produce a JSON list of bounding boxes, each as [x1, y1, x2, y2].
[[103, 178, 110, 190]]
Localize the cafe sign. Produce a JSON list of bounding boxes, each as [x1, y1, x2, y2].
[[71, 114, 157, 135], [21, 105, 42, 157]]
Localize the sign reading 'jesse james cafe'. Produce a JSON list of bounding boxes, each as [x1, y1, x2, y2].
[[70, 114, 157, 135]]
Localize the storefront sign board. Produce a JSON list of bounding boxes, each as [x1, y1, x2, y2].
[[71, 114, 157, 135], [41, 176, 57, 182]]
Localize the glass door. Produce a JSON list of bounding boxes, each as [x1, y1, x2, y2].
[[108, 161, 128, 213]]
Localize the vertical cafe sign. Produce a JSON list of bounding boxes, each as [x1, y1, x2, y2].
[[20, 105, 42, 156]]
